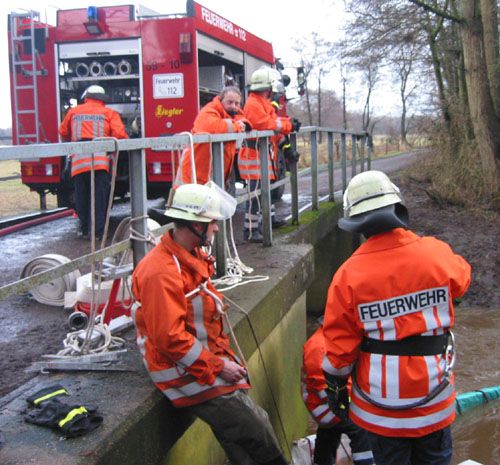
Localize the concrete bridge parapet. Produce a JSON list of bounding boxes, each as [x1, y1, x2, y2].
[[0, 200, 354, 465]]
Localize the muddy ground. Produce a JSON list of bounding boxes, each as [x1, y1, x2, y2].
[[392, 172, 499, 309], [0, 164, 498, 401]]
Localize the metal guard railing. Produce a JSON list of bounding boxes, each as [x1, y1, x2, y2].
[[0, 126, 371, 301]]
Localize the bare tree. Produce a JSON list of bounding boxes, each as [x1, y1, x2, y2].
[[408, 0, 500, 193], [292, 32, 335, 133]]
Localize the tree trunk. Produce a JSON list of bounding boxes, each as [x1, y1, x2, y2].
[[461, 0, 500, 194], [479, 0, 500, 118]]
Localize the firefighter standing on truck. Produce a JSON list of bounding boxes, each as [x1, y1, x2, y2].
[[321, 170, 471, 465], [59, 85, 128, 240], [302, 324, 375, 465], [131, 181, 289, 465], [237, 66, 301, 243], [174, 86, 251, 189]]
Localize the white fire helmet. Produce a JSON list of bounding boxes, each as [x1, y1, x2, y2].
[[82, 85, 109, 102], [249, 66, 273, 92], [343, 170, 403, 217], [165, 181, 237, 223]]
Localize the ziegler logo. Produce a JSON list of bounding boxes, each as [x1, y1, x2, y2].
[[155, 106, 184, 118]]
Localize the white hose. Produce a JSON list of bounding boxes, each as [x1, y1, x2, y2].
[[20, 254, 81, 307]]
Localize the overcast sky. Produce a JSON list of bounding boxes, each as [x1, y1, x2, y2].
[[0, 0, 399, 129]]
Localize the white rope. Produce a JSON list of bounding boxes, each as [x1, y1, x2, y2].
[[57, 314, 126, 356], [56, 140, 123, 356], [175, 131, 196, 184], [212, 217, 269, 292], [186, 282, 248, 370], [20, 254, 81, 307]]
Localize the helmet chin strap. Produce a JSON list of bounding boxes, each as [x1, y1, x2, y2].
[[187, 222, 212, 253]]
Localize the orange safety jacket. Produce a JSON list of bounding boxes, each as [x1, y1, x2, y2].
[[238, 92, 292, 181], [322, 228, 471, 437], [302, 326, 340, 428], [174, 96, 247, 188], [59, 98, 128, 177], [131, 230, 250, 407]]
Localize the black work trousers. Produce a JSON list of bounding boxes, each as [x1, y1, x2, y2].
[[73, 170, 110, 237], [366, 425, 452, 465], [186, 389, 288, 465]]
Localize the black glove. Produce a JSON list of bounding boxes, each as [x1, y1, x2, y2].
[[324, 373, 349, 420], [279, 137, 300, 163], [291, 118, 302, 133], [26, 384, 69, 407], [25, 399, 103, 438], [282, 144, 300, 163]]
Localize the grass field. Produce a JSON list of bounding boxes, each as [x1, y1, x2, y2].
[[0, 160, 57, 219]]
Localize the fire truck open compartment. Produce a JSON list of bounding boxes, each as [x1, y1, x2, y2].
[[57, 38, 142, 199], [9, 1, 295, 207]]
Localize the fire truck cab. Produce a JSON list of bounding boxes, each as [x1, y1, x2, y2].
[[8, 1, 303, 207]]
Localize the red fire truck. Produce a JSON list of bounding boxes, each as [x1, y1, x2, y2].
[[8, 1, 304, 206]]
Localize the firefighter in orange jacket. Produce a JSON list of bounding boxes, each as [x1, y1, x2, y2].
[[59, 85, 128, 239], [302, 325, 375, 465], [238, 67, 300, 242], [132, 182, 288, 465], [174, 86, 251, 188], [321, 171, 471, 465]]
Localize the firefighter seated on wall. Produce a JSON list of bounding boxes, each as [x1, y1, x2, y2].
[[132, 182, 289, 465], [59, 85, 128, 240]]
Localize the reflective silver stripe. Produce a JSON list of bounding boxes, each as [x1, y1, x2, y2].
[[385, 355, 399, 398], [148, 365, 186, 383], [352, 451, 375, 461], [73, 113, 105, 139], [301, 384, 308, 402], [224, 119, 234, 132], [192, 295, 209, 349], [318, 410, 335, 425], [318, 390, 327, 400], [244, 213, 260, 228], [71, 154, 109, 174], [163, 375, 233, 400], [322, 353, 352, 376], [276, 119, 282, 132], [238, 158, 261, 166], [352, 379, 454, 408], [312, 403, 330, 418], [177, 338, 203, 368], [242, 169, 261, 176], [350, 400, 455, 430], [368, 353, 383, 398]]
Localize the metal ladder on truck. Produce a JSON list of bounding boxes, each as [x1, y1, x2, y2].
[[9, 10, 48, 145]]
